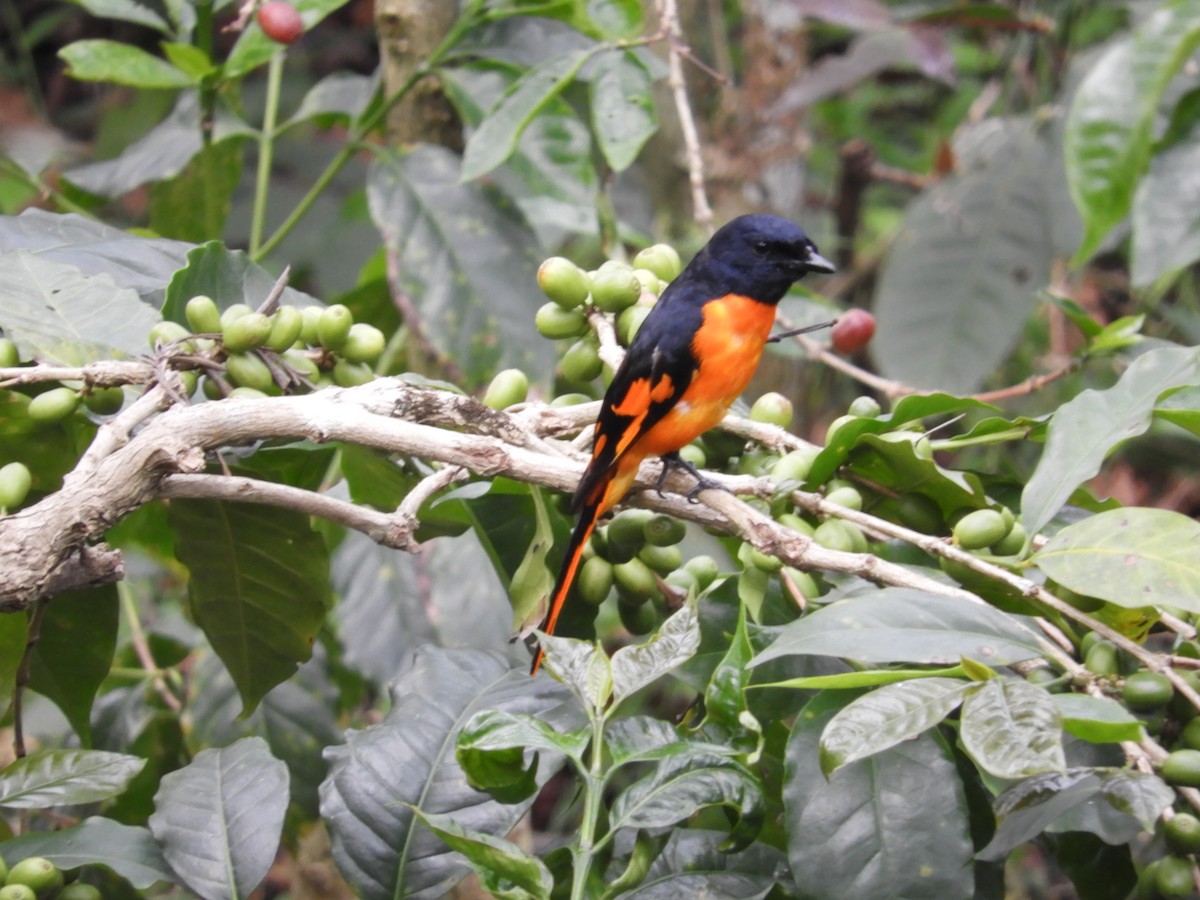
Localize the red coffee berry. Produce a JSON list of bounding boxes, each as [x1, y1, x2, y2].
[[830, 309, 876, 354], [258, 1, 304, 44]]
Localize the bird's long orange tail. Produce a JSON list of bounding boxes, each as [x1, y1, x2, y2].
[[530, 487, 606, 675]]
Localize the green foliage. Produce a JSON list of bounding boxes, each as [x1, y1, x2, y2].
[[6, 1, 1200, 898]]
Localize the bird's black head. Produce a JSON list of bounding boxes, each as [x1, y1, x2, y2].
[[696, 214, 835, 304]]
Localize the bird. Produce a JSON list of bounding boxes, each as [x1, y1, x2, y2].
[[530, 214, 835, 674]]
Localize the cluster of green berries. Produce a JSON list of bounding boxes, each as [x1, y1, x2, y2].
[[178, 295, 385, 399], [0, 855, 99, 900], [574, 506, 712, 635]]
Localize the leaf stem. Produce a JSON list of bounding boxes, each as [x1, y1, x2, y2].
[[570, 712, 608, 900], [249, 51, 285, 257]]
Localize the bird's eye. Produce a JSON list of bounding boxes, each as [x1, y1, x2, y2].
[[753, 240, 769, 256]]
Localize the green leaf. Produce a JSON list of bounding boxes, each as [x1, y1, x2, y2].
[[0, 817, 175, 888], [441, 62, 598, 244], [0, 252, 162, 364], [223, 0, 349, 78], [319, 648, 584, 900], [819, 677, 974, 775], [161, 240, 318, 324], [161, 41, 214, 79], [282, 71, 378, 130], [1047, 768, 1175, 843], [1021, 345, 1200, 537], [589, 49, 657, 172], [586, 0, 642, 38], [367, 146, 553, 383], [64, 0, 170, 32], [509, 486, 557, 631], [873, 117, 1057, 391], [539, 631, 612, 712], [701, 597, 760, 758], [611, 604, 702, 703], [0, 749, 146, 808], [610, 753, 763, 849], [604, 716, 738, 770], [750, 588, 1045, 668], [1064, 3, 1200, 262], [461, 47, 600, 181], [1087, 314, 1145, 355], [1131, 118, 1200, 285], [410, 807, 553, 900], [169, 499, 331, 713], [783, 692, 973, 898], [1053, 694, 1144, 743], [0, 613, 29, 719], [457, 709, 588, 801], [753, 664, 966, 691], [960, 677, 1065, 779], [615, 828, 785, 900], [59, 39, 196, 88], [1047, 294, 1104, 338], [1035, 507, 1200, 614], [149, 737, 289, 900], [1049, 832, 1136, 900], [26, 586, 119, 745], [979, 767, 1172, 860]]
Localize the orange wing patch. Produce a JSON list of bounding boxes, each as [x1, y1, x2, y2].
[[609, 374, 676, 456]]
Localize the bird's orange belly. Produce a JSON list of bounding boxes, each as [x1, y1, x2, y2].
[[637, 293, 776, 456]]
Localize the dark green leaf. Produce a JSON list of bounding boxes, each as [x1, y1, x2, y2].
[[611, 604, 701, 703], [873, 117, 1057, 391], [319, 648, 584, 900], [169, 499, 331, 712], [610, 753, 763, 849], [1035, 507, 1200, 614], [1021, 345, 1200, 536], [820, 677, 974, 775], [701, 598, 758, 756], [459, 708, 590, 766], [1048, 832, 1136, 900], [0, 749, 146, 808], [149, 138, 245, 242], [148, 737, 289, 900], [64, 0, 170, 32], [589, 50, 657, 172], [0, 209, 192, 310], [751, 589, 1045, 668], [59, 39, 196, 88], [161, 240, 319, 324], [0, 817, 175, 888], [616, 829, 786, 900], [26, 586, 118, 745], [282, 72, 378, 130], [187, 652, 342, 816], [410, 807, 553, 900], [0, 252, 161, 363], [754, 664, 966, 690], [540, 631, 612, 711], [960, 677, 1065, 778], [586, 0, 642, 38], [784, 692, 973, 898], [1053, 694, 1144, 744], [603, 716, 738, 770], [508, 486, 557, 630], [461, 47, 599, 181], [1047, 768, 1174, 843], [367, 146, 553, 383], [1064, 5, 1200, 262], [1132, 118, 1200, 284]]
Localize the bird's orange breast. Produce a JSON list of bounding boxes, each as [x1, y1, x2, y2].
[[637, 293, 777, 456]]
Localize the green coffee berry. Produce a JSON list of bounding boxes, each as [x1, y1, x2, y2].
[[613, 556, 659, 600], [317, 304, 354, 350], [185, 295, 222, 333], [638, 542, 682, 575], [537, 257, 591, 309], [683, 555, 720, 590], [5, 857, 63, 900], [27, 386, 78, 423], [483, 368, 529, 410], [332, 359, 373, 387], [608, 509, 654, 551], [953, 509, 1009, 551], [590, 265, 641, 313], [560, 338, 603, 383], [643, 514, 686, 547], [0, 338, 21, 368], [220, 303, 254, 327], [749, 392, 793, 428], [633, 243, 683, 282], [224, 352, 275, 393], [341, 323, 387, 364], [847, 395, 881, 418], [0, 462, 33, 510], [617, 302, 654, 345], [1123, 671, 1174, 711], [771, 447, 820, 483], [535, 302, 589, 340], [577, 556, 614, 606], [265, 305, 304, 352], [222, 312, 273, 352], [299, 306, 324, 345], [825, 485, 863, 511], [82, 386, 125, 415], [149, 320, 192, 349]]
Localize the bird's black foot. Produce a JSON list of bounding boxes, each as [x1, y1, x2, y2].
[[658, 451, 730, 503]]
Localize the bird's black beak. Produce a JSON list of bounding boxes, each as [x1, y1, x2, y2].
[[804, 249, 836, 275]]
